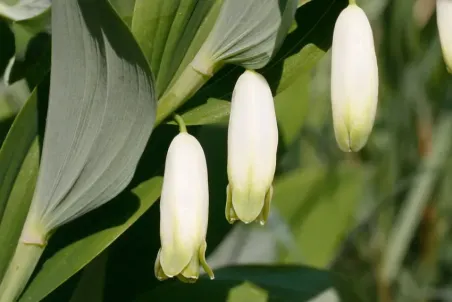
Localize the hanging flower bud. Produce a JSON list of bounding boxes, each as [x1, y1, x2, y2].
[[331, 2, 379, 152], [226, 70, 278, 225], [155, 129, 214, 283], [437, 0, 452, 73]]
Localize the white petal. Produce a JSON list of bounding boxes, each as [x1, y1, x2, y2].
[[159, 132, 209, 276], [227, 70, 278, 222], [437, 0, 452, 72], [331, 4, 378, 152]]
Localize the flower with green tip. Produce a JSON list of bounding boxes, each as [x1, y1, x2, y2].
[[226, 70, 278, 225], [155, 125, 214, 283], [331, 2, 379, 152], [437, 0, 452, 73]]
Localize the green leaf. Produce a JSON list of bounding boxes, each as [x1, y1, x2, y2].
[[272, 163, 365, 267], [132, 0, 221, 96], [22, 0, 156, 242], [0, 0, 157, 299], [170, 98, 230, 126], [0, 87, 41, 280], [109, 0, 136, 26], [0, 0, 50, 22], [192, 0, 298, 73], [19, 176, 163, 302], [227, 282, 268, 302], [140, 265, 366, 301], [68, 251, 109, 302], [298, 0, 311, 7]]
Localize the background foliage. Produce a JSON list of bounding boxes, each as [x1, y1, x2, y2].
[[0, 0, 451, 301]]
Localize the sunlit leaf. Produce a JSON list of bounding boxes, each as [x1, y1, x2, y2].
[[132, 0, 221, 96], [22, 0, 156, 243], [192, 0, 298, 74], [0, 88, 41, 280], [0, 0, 156, 299]]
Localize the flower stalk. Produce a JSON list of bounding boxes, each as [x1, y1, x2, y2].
[[155, 65, 214, 126], [173, 114, 187, 133], [0, 243, 44, 302]]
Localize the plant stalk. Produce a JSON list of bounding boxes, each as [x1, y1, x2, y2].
[[155, 65, 212, 126], [173, 114, 187, 133], [379, 114, 452, 285], [0, 242, 44, 302]]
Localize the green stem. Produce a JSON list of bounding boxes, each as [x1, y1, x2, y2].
[[380, 114, 452, 285], [349, 0, 356, 5], [0, 242, 45, 302], [173, 114, 187, 133], [155, 65, 212, 126]]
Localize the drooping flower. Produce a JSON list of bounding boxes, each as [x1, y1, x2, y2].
[[437, 0, 452, 73], [331, 2, 379, 152], [155, 127, 214, 283], [226, 70, 278, 225]]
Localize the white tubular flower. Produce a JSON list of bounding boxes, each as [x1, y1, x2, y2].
[[437, 0, 452, 73], [226, 70, 278, 225], [155, 130, 214, 283], [331, 2, 379, 152]]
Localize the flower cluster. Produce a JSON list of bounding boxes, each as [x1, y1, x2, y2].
[[155, 0, 452, 284], [154, 70, 279, 282]]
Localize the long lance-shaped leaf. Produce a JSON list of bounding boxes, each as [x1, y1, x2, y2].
[[0, 0, 156, 300]]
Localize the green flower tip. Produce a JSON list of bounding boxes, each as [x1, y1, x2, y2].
[[154, 242, 214, 283], [225, 184, 272, 225]]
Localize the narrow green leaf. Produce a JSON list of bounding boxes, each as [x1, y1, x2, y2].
[[19, 176, 163, 302], [171, 98, 230, 126], [0, 88, 40, 280], [299, 0, 311, 7], [132, 0, 219, 96], [141, 265, 366, 301], [166, 1, 223, 91], [0, 0, 50, 22], [68, 251, 109, 302], [109, 0, 136, 25], [227, 282, 268, 302], [0, 88, 39, 224]]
